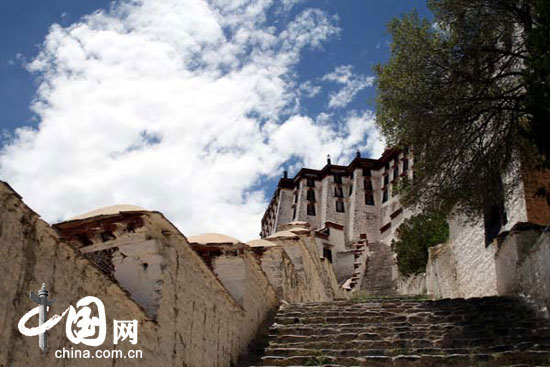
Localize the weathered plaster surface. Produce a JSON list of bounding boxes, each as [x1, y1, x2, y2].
[[0, 182, 281, 367], [396, 273, 427, 295]]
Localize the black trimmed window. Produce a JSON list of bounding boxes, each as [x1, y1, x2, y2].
[[382, 190, 388, 203], [307, 203, 316, 216], [365, 193, 375, 205], [334, 175, 342, 184], [384, 175, 389, 186], [336, 201, 345, 213], [403, 159, 409, 171], [294, 192, 298, 203], [306, 178, 315, 187], [385, 162, 390, 170], [363, 168, 371, 177], [349, 185, 353, 195], [323, 247, 333, 263], [334, 186, 344, 198], [364, 179, 373, 190], [483, 183, 507, 246], [393, 167, 399, 179], [307, 189, 315, 201]]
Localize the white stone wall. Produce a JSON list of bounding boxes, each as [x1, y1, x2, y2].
[[517, 231, 550, 315], [425, 173, 530, 299], [450, 215, 499, 298], [495, 227, 550, 315], [110, 239, 165, 317], [321, 175, 348, 230], [334, 251, 356, 284], [258, 246, 308, 303], [494, 227, 542, 296], [396, 273, 427, 295], [274, 189, 294, 233], [0, 182, 281, 367], [425, 242, 460, 299], [212, 256, 247, 305], [266, 234, 346, 301], [348, 168, 381, 244]]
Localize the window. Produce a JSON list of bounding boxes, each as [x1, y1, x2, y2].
[[363, 168, 371, 177], [307, 203, 316, 216], [393, 167, 399, 179], [364, 179, 373, 190], [294, 192, 298, 203], [334, 175, 342, 184], [336, 201, 345, 213], [403, 159, 409, 171], [483, 203, 507, 246], [334, 186, 344, 198], [323, 247, 333, 263], [382, 190, 388, 203], [306, 178, 315, 187], [292, 206, 297, 219], [365, 193, 375, 205], [385, 162, 390, 170], [384, 174, 389, 186], [349, 185, 353, 196], [307, 189, 315, 201]]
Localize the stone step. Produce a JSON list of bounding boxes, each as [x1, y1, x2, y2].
[[257, 350, 550, 366], [263, 344, 550, 358], [240, 297, 550, 367], [273, 314, 538, 325], [270, 330, 550, 345], [268, 339, 550, 351], [271, 321, 548, 333]]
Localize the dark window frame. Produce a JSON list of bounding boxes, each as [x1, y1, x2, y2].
[[365, 193, 375, 206], [323, 247, 333, 263], [307, 203, 316, 216], [364, 179, 373, 190]]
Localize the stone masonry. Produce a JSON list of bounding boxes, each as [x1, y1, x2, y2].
[[245, 296, 550, 367]]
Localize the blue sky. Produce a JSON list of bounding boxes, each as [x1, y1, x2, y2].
[[0, 0, 432, 239]]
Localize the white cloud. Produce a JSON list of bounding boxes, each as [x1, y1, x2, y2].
[[323, 64, 374, 109], [0, 0, 384, 241], [299, 80, 321, 98]]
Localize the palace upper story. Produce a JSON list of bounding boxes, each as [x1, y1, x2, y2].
[[260, 147, 414, 246]]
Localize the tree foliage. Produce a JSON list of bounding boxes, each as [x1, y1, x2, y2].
[[394, 212, 450, 276], [375, 0, 550, 217]]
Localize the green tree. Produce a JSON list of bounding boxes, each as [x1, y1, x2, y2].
[[394, 212, 450, 276], [375, 0, 550, 217]]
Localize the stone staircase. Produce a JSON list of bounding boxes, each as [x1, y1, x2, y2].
[[243, 296, 550, 366], [362, 241, 396, 296]]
